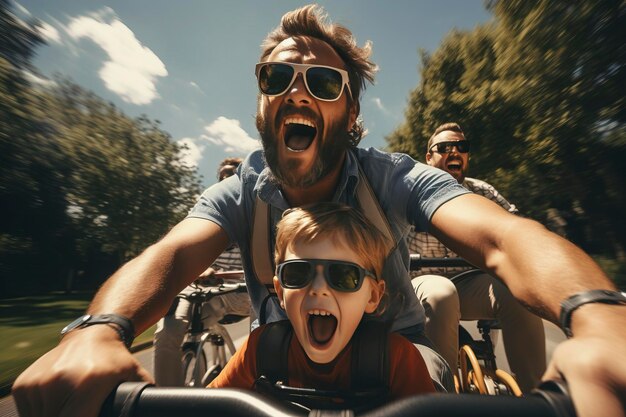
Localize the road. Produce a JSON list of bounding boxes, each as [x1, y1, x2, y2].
[[0, 318, 565, 416]]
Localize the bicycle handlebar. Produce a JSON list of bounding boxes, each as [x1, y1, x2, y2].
[[409, 254, 474, 270], [99, 380, 575, 417], [179, 281, 248, 302]]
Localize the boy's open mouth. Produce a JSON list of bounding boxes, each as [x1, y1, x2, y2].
[[308, 310, 337, 345], [284, 118, 317, 152]]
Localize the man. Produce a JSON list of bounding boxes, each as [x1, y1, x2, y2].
[[13, 5, 626, 417], [410, 123, 545, 392], [152, 157, 248, 386]]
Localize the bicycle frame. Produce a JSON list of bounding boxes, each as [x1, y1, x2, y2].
[[178, 279, 248, 387]]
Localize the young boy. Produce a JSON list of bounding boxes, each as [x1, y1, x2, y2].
[[209, 202, 435, 400]]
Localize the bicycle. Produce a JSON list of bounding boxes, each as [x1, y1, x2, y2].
[[177, 272, 248, 387], [409, 254, 522, 396]]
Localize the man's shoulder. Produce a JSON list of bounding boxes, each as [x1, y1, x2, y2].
[[240, 149, 267, 182], [353, 147, 416, 169]]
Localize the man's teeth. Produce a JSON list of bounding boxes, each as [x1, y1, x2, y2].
[[285, 117, 314, 127], [309, 310, 332, 316]]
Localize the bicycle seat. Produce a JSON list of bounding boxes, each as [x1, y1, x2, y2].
[[218, 314, 248, 325]]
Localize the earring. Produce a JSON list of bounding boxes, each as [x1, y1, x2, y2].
[[347, 127, 360, 146]]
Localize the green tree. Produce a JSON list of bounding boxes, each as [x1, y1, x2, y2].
[[0, 1, 203, 296], [0, 1, 71, 296], [46, 80, 201, 284], [387, 0, 625, 257]]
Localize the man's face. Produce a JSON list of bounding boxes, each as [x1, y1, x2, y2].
[[273, 236, 383, 364], [426, 130, 469, 183], [256, 36, 358, 188]]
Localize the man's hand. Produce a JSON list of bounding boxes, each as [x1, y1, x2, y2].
[[543, 304, 626, 417], [12, 325, 153, 417]]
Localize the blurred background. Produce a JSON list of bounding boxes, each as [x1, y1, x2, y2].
[[0, 0, 624, 396]]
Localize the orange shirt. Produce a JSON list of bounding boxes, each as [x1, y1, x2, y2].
[[209, 324, 435, 400]]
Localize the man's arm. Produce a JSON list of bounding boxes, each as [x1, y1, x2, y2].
[[431, 193, 626, 416], [12, 217, 230, 417]]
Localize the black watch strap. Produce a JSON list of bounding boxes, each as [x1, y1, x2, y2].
[[559, 289, 626, 338], [61, 313, 135, 349]]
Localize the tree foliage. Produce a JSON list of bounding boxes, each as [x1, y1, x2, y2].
[[386, 0, 626, 257], [0, 1, 202, 296]]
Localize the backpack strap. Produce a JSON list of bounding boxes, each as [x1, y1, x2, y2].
[[256, 320, 292, 384], [350, 320, 391, 391], [355, 163, 396, 256], [251, 197, 276, 288]]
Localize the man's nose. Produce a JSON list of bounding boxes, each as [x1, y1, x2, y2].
[[286, 74, 312, 105]]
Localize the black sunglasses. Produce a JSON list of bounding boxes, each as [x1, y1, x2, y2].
[[255, 62, 352, 102], [276, 259, 376, 292], [429, 140, 471, 154]]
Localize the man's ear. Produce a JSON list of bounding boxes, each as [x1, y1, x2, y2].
[[364, 279, 385, 314], [425, 151, 433, 165], [273, 276, 285, 309]]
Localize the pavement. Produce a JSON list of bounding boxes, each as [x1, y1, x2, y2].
[[0, 318, 565, 416]]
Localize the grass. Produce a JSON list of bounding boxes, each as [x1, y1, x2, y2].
[[0, 291, 155, 396]]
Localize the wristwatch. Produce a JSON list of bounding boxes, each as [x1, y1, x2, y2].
[[559, 289, 626, 337], [61, 314, 135, 349]]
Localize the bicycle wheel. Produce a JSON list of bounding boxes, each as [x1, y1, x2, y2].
[[182, 347, 207, 387]]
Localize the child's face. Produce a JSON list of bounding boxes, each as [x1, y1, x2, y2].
[[273, 236, 385, 364]]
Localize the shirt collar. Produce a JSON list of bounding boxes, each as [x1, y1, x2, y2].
[[253, 149, 361, 208]]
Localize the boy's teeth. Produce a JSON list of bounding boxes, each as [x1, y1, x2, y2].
[[309, 310, 330, 316]]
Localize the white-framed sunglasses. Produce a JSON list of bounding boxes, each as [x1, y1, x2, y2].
[[255, 62, 352, 102]]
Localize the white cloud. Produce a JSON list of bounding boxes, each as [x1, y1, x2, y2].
[[22, 70, 57, 88], [66, 8, 167, 105], [176, 138, 205, 168], [200, 117, 260, 154], [38, 21, 61, 43], [371, 97, 387, 112], [12, 2, 31, 16]]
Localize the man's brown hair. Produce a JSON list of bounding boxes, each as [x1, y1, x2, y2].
[[217, 157, 243, 181], [427, 122, 465, 151], [260, 4, 377, 106]]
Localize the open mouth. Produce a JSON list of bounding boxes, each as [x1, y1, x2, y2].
[[447, 161, 462, 172], [284, 117, 317, 152], [307, 310, 337, 346]]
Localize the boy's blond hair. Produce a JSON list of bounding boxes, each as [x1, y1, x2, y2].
[[274, 202, 391, 280]]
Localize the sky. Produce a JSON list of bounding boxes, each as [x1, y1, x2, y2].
[[15, 0, 492, 187]]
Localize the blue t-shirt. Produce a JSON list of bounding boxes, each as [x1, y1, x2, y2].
[[187, 147, 469, 332]]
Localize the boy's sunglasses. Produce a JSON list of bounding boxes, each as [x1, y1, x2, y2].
[[255, 62, 352, 102], [276, 259, 376, 292], [429, 140, 471, 154]]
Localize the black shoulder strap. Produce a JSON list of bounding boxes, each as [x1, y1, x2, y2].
[[256, 320, 293, 383], [350, 320, 391, 391]]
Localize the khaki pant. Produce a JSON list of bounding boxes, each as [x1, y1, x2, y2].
[[413, 271, 546, 392]]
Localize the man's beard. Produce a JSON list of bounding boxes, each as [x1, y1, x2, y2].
[[256, 108, 352, 189]]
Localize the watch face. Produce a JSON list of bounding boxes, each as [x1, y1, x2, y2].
[[61, 314, 92, 335]]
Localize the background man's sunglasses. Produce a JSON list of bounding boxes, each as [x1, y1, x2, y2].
[[276, 259, 376, 292], [430, 140, 471, 154], [255, 62, 352, 102]]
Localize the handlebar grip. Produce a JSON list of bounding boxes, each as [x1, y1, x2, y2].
[[99, 383, 298, 417], [532, 380, 576, 417]]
